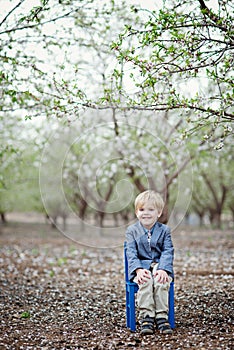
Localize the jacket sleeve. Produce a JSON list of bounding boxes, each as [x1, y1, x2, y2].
[[157, 228, 174, 276], [126, 228, 143, 280]]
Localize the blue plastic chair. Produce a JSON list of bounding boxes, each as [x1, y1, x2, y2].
[[124, 242, 175, 332]]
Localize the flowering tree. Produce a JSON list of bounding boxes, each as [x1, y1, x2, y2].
[[0, 0, 134, 119], [191, 145, 233, 228], [2, 0, 232, 143], [1, 0, 233, 228], [37, 109, 193, 228], [111, 0, 233, 146], [0, 114, 41, 221]]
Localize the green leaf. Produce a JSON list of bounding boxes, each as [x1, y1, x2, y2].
[[20, 311, 31, 319]]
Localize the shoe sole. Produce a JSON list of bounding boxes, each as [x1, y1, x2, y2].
[[141, 329, 154, 335], [160, 329, 173, 334]]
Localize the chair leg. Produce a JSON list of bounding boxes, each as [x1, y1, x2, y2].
[[168, 281, 175, 329], [126, 284, 137, 331], [126, 286, 130, 328], [128, 285, 136, 331]]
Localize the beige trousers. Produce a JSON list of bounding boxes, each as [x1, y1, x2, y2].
[[134, 264, 172, 320]]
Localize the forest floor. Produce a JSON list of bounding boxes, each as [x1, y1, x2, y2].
[[0, 218, 233, 349]]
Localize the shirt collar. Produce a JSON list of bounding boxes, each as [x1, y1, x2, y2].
[[141, 222, 157, 234]]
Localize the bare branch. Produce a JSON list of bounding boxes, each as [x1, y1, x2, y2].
[[198, 0, 234, 38], [0, 0, 26, 27], [0, 8, 80, 35]]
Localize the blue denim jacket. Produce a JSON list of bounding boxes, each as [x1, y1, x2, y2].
[[126, 221, 174, 281]]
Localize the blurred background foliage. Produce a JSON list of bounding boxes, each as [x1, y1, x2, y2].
[[0, 0, 233, 230]]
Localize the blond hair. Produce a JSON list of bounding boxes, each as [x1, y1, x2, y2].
[[135, 190, 164, 212]]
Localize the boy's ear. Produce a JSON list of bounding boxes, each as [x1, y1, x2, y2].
[[135, 209, 139, 217], [158, 211, 162, 217]]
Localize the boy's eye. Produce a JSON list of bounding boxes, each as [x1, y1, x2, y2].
[[139, 208, 155, 212]]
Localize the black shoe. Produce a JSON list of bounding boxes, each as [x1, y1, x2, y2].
[[156, 318, 173, 334], [140, 316, 154, 335]]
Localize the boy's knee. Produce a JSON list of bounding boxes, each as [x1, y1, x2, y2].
[[153, 278, 170, 290], [139, 274, 153, 289]]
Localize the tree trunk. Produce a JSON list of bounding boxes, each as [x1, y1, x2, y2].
[[158, 189, 169, 224], [1, 213, 6, 223], [198, 213, 204, 227]]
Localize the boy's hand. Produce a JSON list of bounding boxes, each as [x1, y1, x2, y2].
[[154, 269, 169, 284], [135, 268, 151, 285]]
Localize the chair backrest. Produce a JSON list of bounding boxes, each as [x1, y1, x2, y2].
[[124, 241, 130, 282]]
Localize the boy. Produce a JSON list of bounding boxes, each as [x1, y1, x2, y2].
[[126, 190, 174, 335]]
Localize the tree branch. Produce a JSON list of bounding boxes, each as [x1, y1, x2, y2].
[[198, 0, 234, 38], [0, 8, 80, 35], [0, 0, 26, 27]]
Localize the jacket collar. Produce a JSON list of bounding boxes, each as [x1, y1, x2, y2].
[[136, 220, 162, 232], [136, 220, 164, 245]]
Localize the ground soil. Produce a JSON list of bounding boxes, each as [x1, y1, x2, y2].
[[0, 217, 233, 349]]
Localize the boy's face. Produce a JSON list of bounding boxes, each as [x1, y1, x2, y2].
[[135, 201, 162, 229]]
